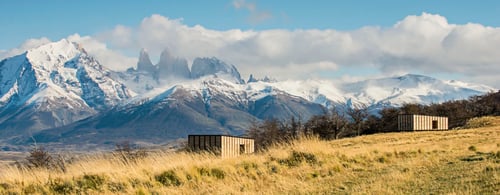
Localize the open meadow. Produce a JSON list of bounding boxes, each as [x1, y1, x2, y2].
[[0, 117, 499, 194]]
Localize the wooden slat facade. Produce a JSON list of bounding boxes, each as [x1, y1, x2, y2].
[[188, 135, 255, 158], [398, 114, 448, 131]]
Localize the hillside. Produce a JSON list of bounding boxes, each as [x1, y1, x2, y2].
[[0, 117, 499, 194]]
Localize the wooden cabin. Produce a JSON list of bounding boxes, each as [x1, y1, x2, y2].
[[188, 135, 254, 158], [398, 114, 448, 131]]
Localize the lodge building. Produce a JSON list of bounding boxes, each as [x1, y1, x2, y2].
[[398, 114, 448, 131], [188, 135, 255, 158]]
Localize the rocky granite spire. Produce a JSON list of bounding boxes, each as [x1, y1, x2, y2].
[[136, 48, 156, 74], [191, 57, 243, 84], [157, 48, 190, 80]]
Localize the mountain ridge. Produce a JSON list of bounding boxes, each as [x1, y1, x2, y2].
[[0, 39, 495, 150]]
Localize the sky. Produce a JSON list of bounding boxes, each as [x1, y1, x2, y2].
[[1, 0, 499, 88]]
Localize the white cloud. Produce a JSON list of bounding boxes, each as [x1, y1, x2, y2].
[[0, 37, 51, 59], [67, 34, 136, 71], [89, 13, 500, 87], [96, 25, 134, 49], [0, 35, 134, 71], [232, 0, 272, 24], [232, 0, 256, 11], [2, 13, 500, 88]]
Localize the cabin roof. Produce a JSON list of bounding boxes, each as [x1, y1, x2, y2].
[[188, 135, 254, 139]]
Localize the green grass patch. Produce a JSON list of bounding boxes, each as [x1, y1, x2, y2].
[[49, 178, 74, 194], [276, 150, 318, 167], [155, 170, 182, 187], [197, 167, 226, 179], [107, 181, 128, 193], [468, 145, 477, 152], [76, 174, 106, 192]]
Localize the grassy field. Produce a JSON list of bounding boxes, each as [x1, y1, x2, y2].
[[0, 152, 25, 167], [0, 117, 499, 194]]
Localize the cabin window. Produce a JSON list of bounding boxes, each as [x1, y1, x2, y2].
[[239, 144, 245, 154], [432, 120, 438, 129]]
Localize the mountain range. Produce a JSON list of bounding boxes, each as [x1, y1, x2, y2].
[[0, 39, 494, 150]]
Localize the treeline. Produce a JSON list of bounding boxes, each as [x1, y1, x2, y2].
[[247, 91, 500, 150]]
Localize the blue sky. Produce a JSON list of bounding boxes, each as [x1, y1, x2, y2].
[[1, 1, 499, 87], [2, 0, 498, 49]]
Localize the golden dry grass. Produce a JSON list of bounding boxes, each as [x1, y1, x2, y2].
[[1, 117, 499, 194]]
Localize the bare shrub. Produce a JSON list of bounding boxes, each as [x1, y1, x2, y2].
[[26, 146, 53, 169], [114, 141, 148, 163]]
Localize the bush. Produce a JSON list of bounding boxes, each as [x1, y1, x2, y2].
[[49, 178, 74, 194], [76, 174, 106, 191], [267, 164, 279, 174], [0, 183, 10, 191], [210, 168, 226, 179], [23, 184, 46, 194], [278, 150, 318, 167], [240, 161, 259, 172], [26, 146, 53, 169], [23, 146, 68, 172], [468, 145, 477, 152], [197, 167, 226, 179], [377, 156, 389, 163], [197, 167, 210, 176], [107, 182, 127, 193], [155, 170, 182, 187]]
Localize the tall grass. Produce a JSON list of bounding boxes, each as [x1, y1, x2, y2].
[[1, 117, 499, 194]]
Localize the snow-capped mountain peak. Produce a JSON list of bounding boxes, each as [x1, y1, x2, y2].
[[25, 39, 80, 71], [22, 39, 133, 106], [0, 40, 496, 149], [338, 74, 494, 107], [247, 74, 278, 83], [0, 39, 133, 133]]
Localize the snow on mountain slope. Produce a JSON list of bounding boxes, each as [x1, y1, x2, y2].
[[25, 39, 133, 107], [0, 39, 133, 134], [124, 76, 321, 108], [250, 79, 346, 106], [121, 72, 492, 121], [114, 75, 332, 122], [229, 74, 494, 110], [120, 72, 494, 115], [444, 79, 494, 92], [122, 49, 492, 112], [27, 77, 325, 147], [340, 74, 494, 107], [0, 39, 496, 149], [126, 77, 249, 106]]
